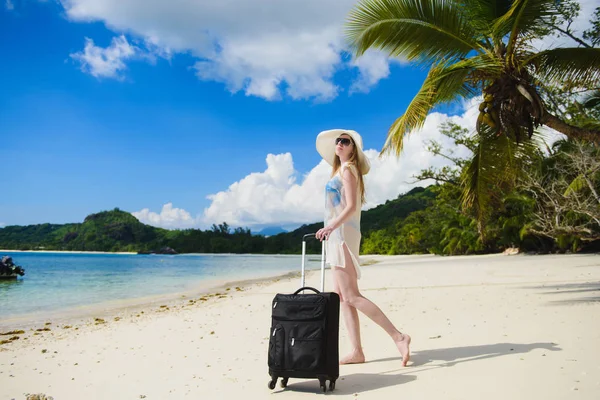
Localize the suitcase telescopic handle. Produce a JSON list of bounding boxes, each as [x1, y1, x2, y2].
[[294, 286, 320, 295], [301, 232, 326, 293]]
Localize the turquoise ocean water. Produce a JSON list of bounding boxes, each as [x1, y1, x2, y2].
[[0, 252, 322, 319]]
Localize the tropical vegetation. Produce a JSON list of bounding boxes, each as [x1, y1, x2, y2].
[[346, 0, 600, 249]]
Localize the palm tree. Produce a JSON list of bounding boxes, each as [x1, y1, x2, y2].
[[346, 0, 600, 233], [346, 0, 600, 148]]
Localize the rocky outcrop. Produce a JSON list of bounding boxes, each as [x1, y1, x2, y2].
[[137, 247, 178, 255]]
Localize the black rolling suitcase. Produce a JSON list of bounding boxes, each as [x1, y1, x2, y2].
[[267, 233, 340, 393]]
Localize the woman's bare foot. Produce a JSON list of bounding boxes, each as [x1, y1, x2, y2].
[[339, 350, 366, 365], [395, 333, 411, 366]]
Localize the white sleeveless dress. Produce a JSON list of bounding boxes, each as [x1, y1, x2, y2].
[[324, 162, 362, 279]]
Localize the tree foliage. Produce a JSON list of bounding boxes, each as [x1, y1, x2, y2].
[[346, 0, 600, 151]]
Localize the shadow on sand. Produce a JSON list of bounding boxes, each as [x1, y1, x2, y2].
[[273, 372, 416, 395], [526, 281, 600, 305], [371, 341, 561, 370], [270, 342, 560, 394]]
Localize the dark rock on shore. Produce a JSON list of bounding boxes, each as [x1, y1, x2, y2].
[[137, 247, 178, 255]]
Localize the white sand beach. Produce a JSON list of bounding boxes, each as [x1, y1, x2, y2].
[[1, 253, 599, 399]]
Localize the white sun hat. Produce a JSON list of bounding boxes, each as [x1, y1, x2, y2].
[[316, 129, 371, 174]]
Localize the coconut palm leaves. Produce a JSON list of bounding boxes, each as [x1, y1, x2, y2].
[[384, 55, 502, 154], [526, 47, 600, 88], [493, 0, 558, 53], [346, 0, 482, 63], [346, 0, 600, 154], [460, 123, 542, 232], [346, 0, 600, 237]]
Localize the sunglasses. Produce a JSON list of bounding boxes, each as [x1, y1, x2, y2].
[[335, 137, 353, 146]]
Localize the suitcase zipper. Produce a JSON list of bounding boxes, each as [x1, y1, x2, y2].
[[268, 324, 284, 369], [289, 337, 319, 346]]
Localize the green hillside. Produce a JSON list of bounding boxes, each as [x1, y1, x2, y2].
[[0, 208, 169, 253]]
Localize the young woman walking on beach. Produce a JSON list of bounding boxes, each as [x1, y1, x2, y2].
[[315, 129, 411, 366]]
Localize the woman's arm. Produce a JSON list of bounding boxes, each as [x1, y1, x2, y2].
[[316, 166, 358, 240]]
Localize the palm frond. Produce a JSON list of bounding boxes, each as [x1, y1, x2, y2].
[[459, 0, 512, 37], [493, 0, 558, 57], [346, 0, 482, 64], [525, 48, 600, 88], [461, 134, 494, 225], [461, 124, 541, 227], [382, 55, 503, 155]]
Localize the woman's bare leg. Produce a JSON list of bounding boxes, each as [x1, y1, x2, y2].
[[332, 267, 364, 364], [332, 244, 411, 366]]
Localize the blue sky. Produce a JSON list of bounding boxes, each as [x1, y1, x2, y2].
[[1, 0, 587, 231]]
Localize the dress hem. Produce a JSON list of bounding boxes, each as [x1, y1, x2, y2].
[[325, 240, 362, 280]]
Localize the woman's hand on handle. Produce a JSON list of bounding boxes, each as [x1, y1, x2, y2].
[[316, 225, 334, 241]]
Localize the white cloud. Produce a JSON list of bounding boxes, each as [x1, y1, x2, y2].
[[60, 0, 599, 95], [5, 0, 14, 11], [59, 0, 389, 99], [70, 35, 138, 79], [349, 51, 395, 94], [131, 203, 200, 230], [193, 29, 342, 101], [0, 222, 6, 228], [202, 153, 331, 228]]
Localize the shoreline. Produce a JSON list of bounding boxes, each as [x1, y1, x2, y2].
[[2, 251, 592, 328], [0, 249, 137, 255], [0, 252, 568, 331], [0, 249, 321, 257], [0, 258, 340, 332], [0, 251, 373, 330], [0, 252, 567, 330]]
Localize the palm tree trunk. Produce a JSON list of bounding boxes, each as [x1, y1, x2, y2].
[[541, 113, 600, 144]]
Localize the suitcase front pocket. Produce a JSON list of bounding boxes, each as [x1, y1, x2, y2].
[[268, 324, 285, 369], [288, 323, 325, 371]]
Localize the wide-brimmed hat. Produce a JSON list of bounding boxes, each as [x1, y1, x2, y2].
[[316, 129, 371, 175]]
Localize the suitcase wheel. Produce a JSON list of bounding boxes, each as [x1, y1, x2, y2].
[[319, 378, 327, 393], [280, 377, 289, 388], [268, 379, 276, 390], [329, 380, 336, 391]]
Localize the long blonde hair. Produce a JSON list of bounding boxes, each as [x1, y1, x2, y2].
[[331, 138, 366, 205]]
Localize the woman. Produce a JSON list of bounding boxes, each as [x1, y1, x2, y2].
[[315, 129, 411, 366]]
